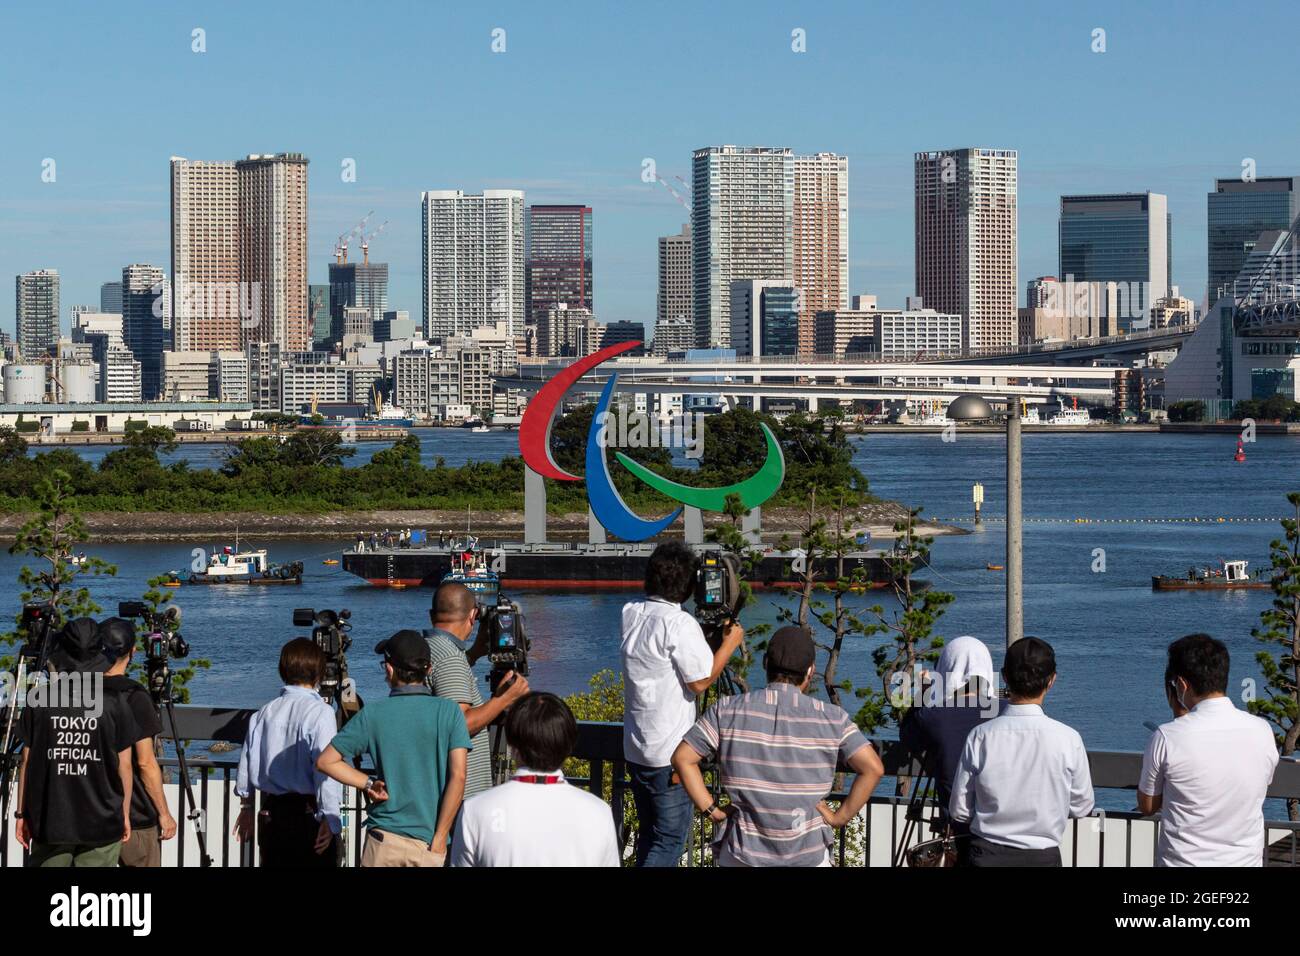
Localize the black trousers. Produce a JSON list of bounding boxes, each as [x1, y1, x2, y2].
[[963, 835, 1062, 867], [259, 793, 338, 869]]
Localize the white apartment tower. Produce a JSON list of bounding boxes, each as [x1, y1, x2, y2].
[[15, 269, 61, 360], [692, 146, 794, 349], [915, 148, 1018, 352], [793, 153, 850, 355], [420, 189, 525, 342]]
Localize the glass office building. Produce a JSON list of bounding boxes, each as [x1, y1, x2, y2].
[[759, 286, 800, 356], [1059, 193, 1169, 332], [1207, 177, 1300, 303]]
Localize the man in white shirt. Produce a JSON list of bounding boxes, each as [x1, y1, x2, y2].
[[950, 636, 1094, 866], [451, 692, 619, 867], [621, 541, 744, 867], [1138, 633, 1279, 867]]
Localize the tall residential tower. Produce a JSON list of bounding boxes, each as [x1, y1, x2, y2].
[[914, 148, 1018, 351], [420, 190, 525, 341]]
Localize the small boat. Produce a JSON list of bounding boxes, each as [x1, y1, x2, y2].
[[1152, 559, 1272, 591], [1047, 397, 1092, 426], [160, 571, 183, 588], [188, 546, 304, 585], [986, 563, 1004, 571], [441, 543, 500, 601], [322, 559, 340, 566]]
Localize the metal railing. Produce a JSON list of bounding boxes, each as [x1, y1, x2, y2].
[[4, 709, 1298, 867]]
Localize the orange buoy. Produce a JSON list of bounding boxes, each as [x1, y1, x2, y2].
[[1234, 438, 1246, 463]]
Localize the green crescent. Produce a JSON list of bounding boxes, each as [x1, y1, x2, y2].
[[613, 422, 786, 512]]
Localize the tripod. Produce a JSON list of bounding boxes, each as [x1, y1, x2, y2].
[[149, 658, 213, 867], [0, 613, 57, 855]]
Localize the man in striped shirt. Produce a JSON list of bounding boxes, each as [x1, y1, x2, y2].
[[426, 582, 530, 798], [672, 626, 884, 867]]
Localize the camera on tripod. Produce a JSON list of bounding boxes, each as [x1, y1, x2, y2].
[[478, 592, 528, 695], [16, 601, 57, 662], [694, 551, 743, 650], [118, 601, 188, 700], [293, 607, 354, 708]]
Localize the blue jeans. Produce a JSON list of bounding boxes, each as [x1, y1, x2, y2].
[[628, 762, 693, 867]]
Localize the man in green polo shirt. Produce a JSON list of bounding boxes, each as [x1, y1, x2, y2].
[[317, 630, 470, 867]]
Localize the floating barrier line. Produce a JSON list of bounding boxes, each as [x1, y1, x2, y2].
[[938, 516, 1287, 525]]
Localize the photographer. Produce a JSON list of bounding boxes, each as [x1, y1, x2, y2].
[[621, 540, 744, 867], [426, 582, 530, 798], [317, 631, 470, 867], [99, 618, 178, 867], [13, 619, 139, 867], [234, 639, 342, 867]]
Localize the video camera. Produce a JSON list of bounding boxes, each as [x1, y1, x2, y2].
[[693, 551, 743, 651], [478, 592, 528, 695], [118, 601, 189, 701], [293, 607, 356, 711], [16, 601, 58, 664]]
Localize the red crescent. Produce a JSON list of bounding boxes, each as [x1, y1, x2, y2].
[[518, 340, 643, 481]]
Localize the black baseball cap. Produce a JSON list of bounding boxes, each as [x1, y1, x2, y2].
[[765, 625, 815, 678], [375, 629, 431, 670], [98, 618, 137, 661], [48, 617, 111, 674]]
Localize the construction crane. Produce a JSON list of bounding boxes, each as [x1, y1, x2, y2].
[[334, 211, 375, 264], [361, 220, 389, 265]]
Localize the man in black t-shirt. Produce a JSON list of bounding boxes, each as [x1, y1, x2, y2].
[[99, 618, 177, 866], [14, 624, 138, 866]]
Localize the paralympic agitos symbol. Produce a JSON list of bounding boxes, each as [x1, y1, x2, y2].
[[518, 341, 786, 542]]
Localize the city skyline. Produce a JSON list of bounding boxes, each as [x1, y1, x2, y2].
[[4, 2, 1300, 335]]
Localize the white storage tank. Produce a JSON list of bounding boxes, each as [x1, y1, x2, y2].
[[60, 362, 96, 404], [2, 364, 47, 404]]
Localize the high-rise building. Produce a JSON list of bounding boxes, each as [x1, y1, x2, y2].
[[525, 205, 592, 329], [99, 281, 123, 315], [420, 189, 525, 341], [121, 264, 170, 400], [238, 153, 310, 352], [657, 224, 692, 334], [170, 158, 240, 351], [793, 153, 850, 355], [915, 148, 1018, 352], [1207, 176, 1300, 304], [729, 280, 801, 357], [15, 269, 60, 359], [692, 146, 794, 349], [309, 284, 331, 346], [328, 262, 389, 345], [1059, 193, 1169, 332], [170, 153, 309, 353]]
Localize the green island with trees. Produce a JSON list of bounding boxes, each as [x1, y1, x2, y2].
[[0, 406, 872, 516]]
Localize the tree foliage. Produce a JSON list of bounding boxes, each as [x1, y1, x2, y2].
[[1249, 493, 1300, 820]]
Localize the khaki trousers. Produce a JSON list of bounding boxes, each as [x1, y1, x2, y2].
[[360, 828, 447, 867]]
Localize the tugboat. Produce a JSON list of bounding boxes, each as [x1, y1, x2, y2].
[[440, 539, 500, 601], [1152, 559, 1272, 591], [188, 546, 305, 585]]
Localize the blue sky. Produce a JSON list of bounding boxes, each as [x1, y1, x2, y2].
[[3, 0, 1298, 334]]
